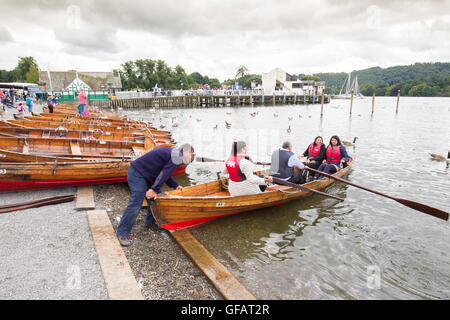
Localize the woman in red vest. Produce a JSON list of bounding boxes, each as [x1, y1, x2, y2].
[[224, 141, 273, 196], [300, 136, 326, 170], [313, 135, 349, 180]]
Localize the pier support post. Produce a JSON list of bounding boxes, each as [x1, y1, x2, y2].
[[320, 91, 324, 117], [371, 92, 375, 115], [349, 89, 354, 116], [395, 90, 400, 114]]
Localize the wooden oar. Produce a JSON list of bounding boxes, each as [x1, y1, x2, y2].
[[305, 167, 449, 221], [196, 156, 270, 166], [271, 177, 344, 202]]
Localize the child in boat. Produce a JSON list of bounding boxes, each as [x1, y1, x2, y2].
[[224, 141, 272, 196]]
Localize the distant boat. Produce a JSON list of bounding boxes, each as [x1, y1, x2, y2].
[[332, 73, 364, 99]]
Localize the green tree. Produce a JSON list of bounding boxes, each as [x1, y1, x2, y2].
[[14, 56, 38, 82], [360, 82, 376, 96], [300, 75, 321, 82], [25, 67, 39, 83], [235, 65, 249, 83]]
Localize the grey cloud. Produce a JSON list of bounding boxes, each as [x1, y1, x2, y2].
[[0, 26, 14, 42]]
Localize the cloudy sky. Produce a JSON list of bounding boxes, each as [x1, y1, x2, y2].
[[0, 0, 449, 81]]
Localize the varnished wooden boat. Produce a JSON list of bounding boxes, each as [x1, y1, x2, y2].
[[0, 136, 153, 160], [31, 113, 158, 130], [0, 160, 187, 192], [43, 104, 125, 120], [4, 119, 174, 143], [152, 158, 353, 230], [0, 125, 146, 143]]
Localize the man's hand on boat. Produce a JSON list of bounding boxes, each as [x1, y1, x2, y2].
[[264, 176, 273, 183], [146, 189, 158, 200]]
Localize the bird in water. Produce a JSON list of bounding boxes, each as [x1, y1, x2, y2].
[[196, 119, 201, 122], [298, 114, 302, 118], [225, 121, 232, 129], [286, 125, 291, 133], [342, 137, 358, 146], [429, 151, 450, 162], [213, 124, 218, 129], [249, 112, 257, 117], [273, 113, 278, 117]]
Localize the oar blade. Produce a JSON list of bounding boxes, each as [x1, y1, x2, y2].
[[394, 198, 449, 221]]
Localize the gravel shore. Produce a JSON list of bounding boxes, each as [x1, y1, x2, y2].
[[94, 183, 222, 300], [0, 188, 108, 300]]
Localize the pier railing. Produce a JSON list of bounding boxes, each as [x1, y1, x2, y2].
[[86, 92, 330, 109], [114, 89, 322, 100]]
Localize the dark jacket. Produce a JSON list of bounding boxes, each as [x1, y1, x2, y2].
[[131, 147, 180, 193], [302, 143, 326, 163]]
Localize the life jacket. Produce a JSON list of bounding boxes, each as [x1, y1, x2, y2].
[[326, 145, 341, 163], [226, 155, 246, 182], [307, 143, 322, 159]]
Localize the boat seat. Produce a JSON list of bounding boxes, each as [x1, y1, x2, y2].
[[70, 141, 82, 155]]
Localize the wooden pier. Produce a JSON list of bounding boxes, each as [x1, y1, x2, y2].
[[87, 94, 330, 109]]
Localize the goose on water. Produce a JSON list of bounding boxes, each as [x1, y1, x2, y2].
[[429, 151, 450, 162], [342, 137, 358, 146]]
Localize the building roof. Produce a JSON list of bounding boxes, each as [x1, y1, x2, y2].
[[39, 70, 122, 91]]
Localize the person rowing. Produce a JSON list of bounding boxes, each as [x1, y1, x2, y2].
[[223, 141, 273, 196], [270, 141, 306, 184]]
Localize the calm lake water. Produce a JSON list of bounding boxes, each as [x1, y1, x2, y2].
[[119, 96, 450, 299]]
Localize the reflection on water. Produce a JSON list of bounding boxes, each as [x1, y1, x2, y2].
[[120, 97, 450, 299]]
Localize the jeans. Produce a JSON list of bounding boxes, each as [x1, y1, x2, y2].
[[116, 166, 156, 237], [79, 104, 86, 115], [314, 163, 339, 179]]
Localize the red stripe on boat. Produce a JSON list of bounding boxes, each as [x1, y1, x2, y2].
[[0, 166, 186, 193], [161, 200, 290, 230]]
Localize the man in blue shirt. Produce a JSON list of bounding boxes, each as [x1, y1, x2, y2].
[[117, 144, 195, 246], [270, 141, 306, 184]]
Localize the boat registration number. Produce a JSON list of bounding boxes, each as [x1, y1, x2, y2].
[[216, 202, 226, 207]]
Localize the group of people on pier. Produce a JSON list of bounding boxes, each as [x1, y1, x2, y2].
[[116, 136, 349, 247]]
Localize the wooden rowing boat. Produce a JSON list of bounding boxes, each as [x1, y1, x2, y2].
[[4, 119, 174, 143], [43, 104, 125, 120], [0, 159, 187, 192], [151, 158, 353, 230], [31, 113, 157, 130], [0, 125, 146, 143], [0, 136, 152, 160]]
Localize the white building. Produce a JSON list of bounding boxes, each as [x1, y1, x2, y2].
[[261, 68, 325, 95]]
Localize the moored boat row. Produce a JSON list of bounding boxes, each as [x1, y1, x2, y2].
[[0, 103, 185, 192]]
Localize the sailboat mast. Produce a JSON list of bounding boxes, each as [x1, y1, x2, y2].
[[345, 72, 351, 94]]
